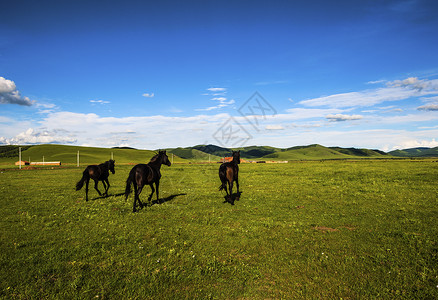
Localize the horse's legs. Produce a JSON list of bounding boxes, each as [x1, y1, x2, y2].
[[235, 178, 240, 194], [85, 178, 90, 201], [93, 179, 102, 196], [148, 184, 155, 204], [228, 180, 233, 199], [136, 185, 144, 208], [155, 181, 160, 203], [101, 180, 107, 196], [133, 181, 139, 212], [103, 178, 110, 196], [222, 180, 229, 197]]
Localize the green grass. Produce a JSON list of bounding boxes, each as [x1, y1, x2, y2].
[[1, 160, 437, 298]]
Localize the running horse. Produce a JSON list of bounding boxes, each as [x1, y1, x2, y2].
[[219, 150, 241, 201], [76, 160, 115, 201], [125, 150, 171, 212]]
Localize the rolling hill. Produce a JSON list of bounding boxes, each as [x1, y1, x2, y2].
[[261, 144, 389, 160], [168, 144, 391, 161], [389, 147, 438, 157], [0, 144, 186, 165], [2, 143, 436, 166], [165, 147, 222, 162]]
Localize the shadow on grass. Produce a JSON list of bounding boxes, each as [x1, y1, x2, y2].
[[94, 193, 187, 206], [91, 192, 126, 200], [223, 192, 242, 205], [150, 193, 187, 206], [129, 193, 187, 212]]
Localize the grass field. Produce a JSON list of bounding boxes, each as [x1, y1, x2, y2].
[[1, 160, 437, 299]]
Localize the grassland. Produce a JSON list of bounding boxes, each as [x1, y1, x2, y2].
[[1, 160, 437, 299]]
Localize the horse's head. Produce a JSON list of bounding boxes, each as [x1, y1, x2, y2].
[[109, 159, 116, 174], [159, 150, 172, 167], [232, 150, 240, 164]]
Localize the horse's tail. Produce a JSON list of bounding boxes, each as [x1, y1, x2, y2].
[[125, 168, 136, 199], [76, 170, 88, 191], [218, 164, 227, 191]]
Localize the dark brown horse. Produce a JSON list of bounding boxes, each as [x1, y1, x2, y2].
[[219, 150, 240, 201], [125, 150, 171, 212], [76, 160, 115, 201]]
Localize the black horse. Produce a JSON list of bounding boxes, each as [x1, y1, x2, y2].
[[219, 150, 240, 202], [125, 150, 171, 212], [76, 160, 115, 201]]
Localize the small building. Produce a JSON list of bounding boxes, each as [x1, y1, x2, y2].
[[219, 157, 248, 163], [30, 161, 61, 166], [15, 161, 30, 166]]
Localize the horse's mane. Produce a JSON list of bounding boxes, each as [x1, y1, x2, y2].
[[148, 152, 160, 164]]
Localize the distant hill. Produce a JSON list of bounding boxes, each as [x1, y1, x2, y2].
[[166, 146, 221, 162], [168, 144, 391, 161], [191, 145, 230, 157], [2, 143, 436, 166], [261, 144, 388, 160], [329, 147, 388, 157], [167, 144, 280, 160], [389, 147, 438, 157], [0, 144, 186, 165], [0, 145, 32, 159]]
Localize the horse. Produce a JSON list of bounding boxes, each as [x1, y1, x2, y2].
[[219, 150, 240, 201], [76, 160, 115, 201], [125, 150, 171, 212]]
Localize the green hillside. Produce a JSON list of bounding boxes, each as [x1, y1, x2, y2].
[[329, 147, 389, 157], [0, 144, 186, 165], [168, 144, 280, 161], [191, 144, 231, 157], [236, 145, 280, 158], [262, 144, 350, 160], [262, 144, 389, 160], [166, 147, 221, 162], [1, 142, 419, 167], [389, 147, 438, 157]]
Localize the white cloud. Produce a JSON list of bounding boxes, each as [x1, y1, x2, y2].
[[299, 77, 438, 108], [284, 108, 345, 119], [0, 77, 16, 93], [142, 92, 155, 98], [325, 114, 363, 122], [90, 99, 110, 104], [420, 96, 438, 102], [196, 99, 235, 111], [212, 97, 227, 102], [0, 116, 13, 123], [2, 105, 438, 151], [207, 87, 226, 92], [392, 138, 438, 150], [265, 125, 284, 130], [299, 87, 419, 108], [0, 77, 35, 106], [374, 112, 438, 124], [367, 79, 386, 85], [386, 77, 438, 91], [0, 128, 76, 145], [417, 104, 438, 111], [32, 111, 233, 148], [197, 87, 234, 111]]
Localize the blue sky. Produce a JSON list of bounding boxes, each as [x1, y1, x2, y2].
[[1, 0, 438, 150]]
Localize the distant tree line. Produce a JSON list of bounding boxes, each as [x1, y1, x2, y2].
[[0, 145, 32, 158]]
